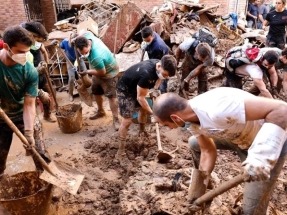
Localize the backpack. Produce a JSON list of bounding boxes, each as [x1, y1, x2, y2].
[[193, 27, 218, 48], [226, 45, 260, 62], [187, 27, 218, 56]]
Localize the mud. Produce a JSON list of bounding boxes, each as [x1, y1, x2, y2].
[[46, 71, 287, 215]]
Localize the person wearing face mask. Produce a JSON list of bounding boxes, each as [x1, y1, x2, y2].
[[153, 89, 287, 214], [116, 55, 177, 168], [175, 39, 215, 95], [263, 0, 287, 50], [21, 22, 56, 123], [74, 31, 120, 130], [140, 26, 171, 93], [0, 26, 39, 177], [224, 44, 281, 98]]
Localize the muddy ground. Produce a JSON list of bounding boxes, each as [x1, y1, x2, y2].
[[5, 69, 287, 215]]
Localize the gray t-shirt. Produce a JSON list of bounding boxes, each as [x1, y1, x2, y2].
[[179, 37, 215, 66]]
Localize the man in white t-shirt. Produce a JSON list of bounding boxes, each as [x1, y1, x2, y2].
[[224, 47, 281, 98], [153, 88, 287, 214]]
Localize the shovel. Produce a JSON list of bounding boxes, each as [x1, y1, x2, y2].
[[155, 121, 174, 163], [189, 173, 245, 212], [0, 108, 84, 195]]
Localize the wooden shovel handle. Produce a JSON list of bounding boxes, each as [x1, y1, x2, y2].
[[43, 66, 59, 111], [193, 173, 245, 206], [155, 122, 163, 151], [0, 108, 55, 176]]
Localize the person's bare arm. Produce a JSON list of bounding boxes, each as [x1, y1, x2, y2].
[[40, 45, 49, 63], [86, 68, 106, 77], [268, 66, 278, 87], [175, 47, 184, 65], [263, 20, 269, 30], [258, 14, 264, 24], [23, 96, 36, 130], [184, 64, 205, 82], [253, 78, 273, 98], [137, 86, 153, 114], [197, 135, 217, 174], [244, 96, 287, 129]]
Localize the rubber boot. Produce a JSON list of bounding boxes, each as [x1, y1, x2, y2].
[[115, 138, 133, 170], [43, 103, 57, 123], [113, 116, 120, 131], [68, 83, 74, 102]]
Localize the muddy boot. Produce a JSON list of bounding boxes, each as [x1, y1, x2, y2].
[[43, 103, 57, 123], [89, 110, 106, 120], [68, 84, 74, 102], [115, 139, 133, 170], [113, 116, 120, 131]]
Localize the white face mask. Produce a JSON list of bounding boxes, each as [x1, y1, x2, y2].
[[8, 47, 28, 66], [81, 51, 90, 58], [156, 70, 166, 80], [30, 41, 42, 50]]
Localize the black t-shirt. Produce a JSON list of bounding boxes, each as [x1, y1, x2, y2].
[[117, 59, 159, 97], [266, 9, 287, 36]]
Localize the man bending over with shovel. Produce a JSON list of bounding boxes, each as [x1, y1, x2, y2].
[[153, 87, 287, 214], [116, 55, 177, 168], [0, 26, 39, 177]]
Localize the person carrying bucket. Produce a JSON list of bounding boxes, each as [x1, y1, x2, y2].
[[0, 26, 39, 177], [116, 55, 177, 169]]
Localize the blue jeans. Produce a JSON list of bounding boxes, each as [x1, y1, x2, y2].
[[189, 136, 287, 215]]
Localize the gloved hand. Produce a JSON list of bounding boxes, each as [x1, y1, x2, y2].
[[141, 41, 148, 50], [36, 61, 47, 75], [188, 169, 210, 203], [24, 130, 35, 156], [149, 89, 161, 99], [242, 158, 271, 181], [50, 40, 59, 46], [242, 123, 287, 182], [38, 89, 51, 104]]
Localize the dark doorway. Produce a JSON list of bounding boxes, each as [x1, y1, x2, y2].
[[23, 0, 43, 22]]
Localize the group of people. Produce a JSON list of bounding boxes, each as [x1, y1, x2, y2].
[[1, 4, 287, 213]]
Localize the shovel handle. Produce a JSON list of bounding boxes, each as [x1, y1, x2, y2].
[[0, 108, 55, 176], [193, 173, 245, 206], [155, 122, 163, 151], [43, 66, 59, 111]]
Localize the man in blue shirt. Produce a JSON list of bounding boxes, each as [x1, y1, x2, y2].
[[246, 0, 261, 28], [60, 36, 77, 101], [141, 26, 170, 93]]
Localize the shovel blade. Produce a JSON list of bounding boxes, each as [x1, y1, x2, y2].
[[40, 161, 84, 195], [157, 152, 173, 163]]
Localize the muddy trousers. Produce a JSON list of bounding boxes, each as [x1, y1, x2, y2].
[[188, 136, 287, 215]]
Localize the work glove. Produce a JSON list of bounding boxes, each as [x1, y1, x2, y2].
[[50, 40, 59, 46], [36, 61, 47, 75], [24, 130, 35, 156], [38, 89, 51, 104], [141, 41, 148, 50], [149, 89, 161, 99], [242, 159, 271, 182], [242, 123, 287, 182], [188, 169, 210, 203]]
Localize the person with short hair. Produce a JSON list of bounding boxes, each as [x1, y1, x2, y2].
[[175, 38, 215, 95], [74, 31, 120, 130], [116, 55, 177, 168], [224, 45, 281, 98], [274, 48, 287, 98], [263, 0, 287, 49], [0, 26, 38, 177], [246, 0, 261, 28], [141, 26, 171, 93], [60, 34, 77, 102], [153, 88, 287, 214], [21, 21, 56, 123]]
